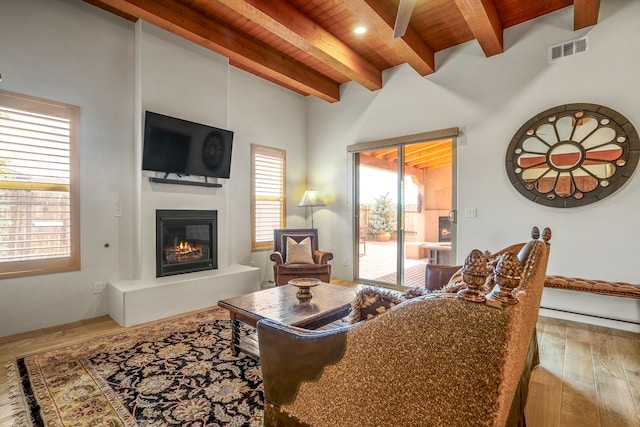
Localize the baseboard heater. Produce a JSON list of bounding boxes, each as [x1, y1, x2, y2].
[[540, 305, 640, 326]]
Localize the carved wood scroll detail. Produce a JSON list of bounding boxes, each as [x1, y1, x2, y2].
[[544, 275, 640, 299]]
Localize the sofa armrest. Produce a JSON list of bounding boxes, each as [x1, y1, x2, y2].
[[257, 319, 347, 407], [424, 264, 461, 291]]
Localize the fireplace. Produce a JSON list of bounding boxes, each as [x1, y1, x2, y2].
[[156, 209, 218, 277], [438, 216, 451, 242]]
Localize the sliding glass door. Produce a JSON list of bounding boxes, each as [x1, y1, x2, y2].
[[351, 131, 457, 289], [356, 146, 401, 286]]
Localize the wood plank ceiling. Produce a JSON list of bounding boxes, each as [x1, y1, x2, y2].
[[359, 139, 452, 174], [84, 0, 600, 104]]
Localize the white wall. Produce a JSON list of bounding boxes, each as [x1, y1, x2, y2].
[[138, 22, 232, 279], [227, 67, 308, 283], [136, 23, 309, 284], [307, 0, 640, 328], [0, 0, 307, 337], [0, 0, 136, 337]]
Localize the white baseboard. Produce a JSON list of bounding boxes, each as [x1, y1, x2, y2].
[[539, 307, 640, 333]]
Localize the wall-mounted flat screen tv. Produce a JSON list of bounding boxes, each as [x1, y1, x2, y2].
[[142, 111, 234, 179]]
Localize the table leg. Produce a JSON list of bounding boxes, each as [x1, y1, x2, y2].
[[229, 313, 241, 356]]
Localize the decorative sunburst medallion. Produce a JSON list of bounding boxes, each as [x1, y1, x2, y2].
[[202, 131, 225, 170], [506, 104, 640, 207]]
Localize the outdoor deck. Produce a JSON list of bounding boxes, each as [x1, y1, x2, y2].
[[359, 240, 448, 288]]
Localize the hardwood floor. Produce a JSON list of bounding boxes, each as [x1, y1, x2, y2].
[[0, 311, 638, 426], [527, 316, 639, 427]]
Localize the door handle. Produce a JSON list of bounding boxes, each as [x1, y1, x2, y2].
[[448, 210, 456, 224]]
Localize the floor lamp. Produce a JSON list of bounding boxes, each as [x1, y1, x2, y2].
[[298, 189, 326, 229]]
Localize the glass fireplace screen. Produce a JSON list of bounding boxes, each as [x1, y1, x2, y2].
[[156, 210, 217, 277]]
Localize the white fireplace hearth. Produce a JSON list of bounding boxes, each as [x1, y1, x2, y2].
[[108, 264, 260, 326]]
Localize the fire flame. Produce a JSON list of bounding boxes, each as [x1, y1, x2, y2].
[[164, 240, 203, 264], [175, 241, 200, 255]]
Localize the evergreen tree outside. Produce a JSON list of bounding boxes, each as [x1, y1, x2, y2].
[[368, 192, 396, 234]]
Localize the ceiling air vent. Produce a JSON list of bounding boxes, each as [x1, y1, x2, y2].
[[549, 36, 589, 63]]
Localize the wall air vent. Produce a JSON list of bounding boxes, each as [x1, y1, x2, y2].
[[549, 36, 589, 63]]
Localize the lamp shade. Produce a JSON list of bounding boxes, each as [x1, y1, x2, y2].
[[298, 190, 326, 207]]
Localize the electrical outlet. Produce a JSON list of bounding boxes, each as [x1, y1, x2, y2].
[[93, 281, 105, 294]]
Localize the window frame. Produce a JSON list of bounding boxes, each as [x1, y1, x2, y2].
[[0, 89, 80, 279], [251, 144, 286, 251]]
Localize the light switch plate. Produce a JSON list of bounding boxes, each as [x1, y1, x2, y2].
[[465, 208, 477, 218]]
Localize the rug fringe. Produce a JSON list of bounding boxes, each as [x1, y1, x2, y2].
[[5, 360, 34, 427]]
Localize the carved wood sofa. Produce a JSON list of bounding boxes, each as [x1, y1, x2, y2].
[[257, 228, 551, 427]]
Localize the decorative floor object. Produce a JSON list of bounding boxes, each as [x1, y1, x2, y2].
[[7, 308, 263, 426]]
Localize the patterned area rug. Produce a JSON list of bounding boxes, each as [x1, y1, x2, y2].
[[8, 308, 263, 426]]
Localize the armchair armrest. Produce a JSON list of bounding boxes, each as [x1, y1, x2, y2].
[[424, 264, 460, 291], [270, 251, 284, 265], [313, 250, 333, 264]]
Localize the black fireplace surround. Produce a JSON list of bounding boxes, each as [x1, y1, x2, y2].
[[156, 209, 218, 277]]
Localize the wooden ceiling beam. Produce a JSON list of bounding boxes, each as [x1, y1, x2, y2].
[[343, 0, 435, 75], [406, 139, 451, 152], [453, 0, 503, 57], [423, 158, 452, 170], [359, 155, 424, 183], [412, 153, 453, 169], [375, 148, 399, 160], [574, 0, 600, 30], [413, 152, 452, 169], [216, 0, 382, 91], [84, 0, 137, 21], [359, 155, 396, 171], [405, 147, 451, 163], [85, 0, 340, 102], [405, 142, 451, 158]]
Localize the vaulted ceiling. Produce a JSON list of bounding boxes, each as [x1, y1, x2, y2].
[[84, 0, 600, 103]]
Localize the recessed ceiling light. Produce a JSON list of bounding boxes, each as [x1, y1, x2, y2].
[[354, 26, 367, 35]]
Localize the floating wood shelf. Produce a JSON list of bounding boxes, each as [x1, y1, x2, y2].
[[149, 177, 222, 188]]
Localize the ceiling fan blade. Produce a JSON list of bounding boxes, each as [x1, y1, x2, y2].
[[393, 0, 416, 38]]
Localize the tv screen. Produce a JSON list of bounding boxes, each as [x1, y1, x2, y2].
[[142, 111, 234, 179]]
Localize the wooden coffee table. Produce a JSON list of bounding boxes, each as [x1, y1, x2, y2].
[[218, 282, 358, 360]]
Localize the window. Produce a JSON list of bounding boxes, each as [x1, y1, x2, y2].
[[0, 90, 80, 279], [251, 145, 285, 251]]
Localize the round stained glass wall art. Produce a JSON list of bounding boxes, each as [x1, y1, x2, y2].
[[505, 103, 640, 207]]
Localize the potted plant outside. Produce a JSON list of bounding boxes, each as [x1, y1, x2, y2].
[[368, 192, 396, 242]]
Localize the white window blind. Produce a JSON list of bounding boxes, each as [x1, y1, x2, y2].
[[251, 145, 285, 251], [0, 90, 79, 278]]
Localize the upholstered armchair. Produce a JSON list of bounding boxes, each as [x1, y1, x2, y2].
[[258, 228, 551, 427], [270, 229, 333, 286]]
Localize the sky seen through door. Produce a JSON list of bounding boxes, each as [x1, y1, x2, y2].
[[360, 167, 418, 204]]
